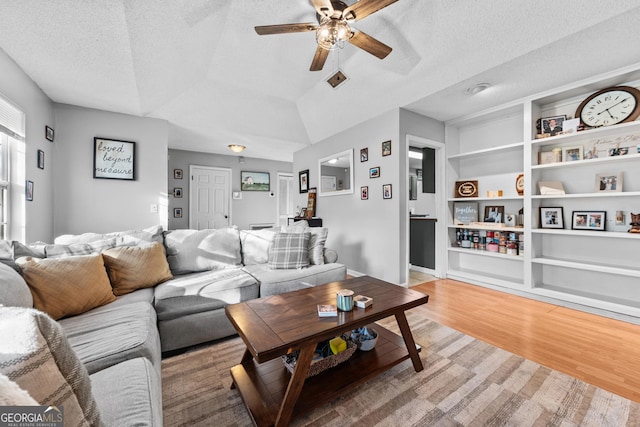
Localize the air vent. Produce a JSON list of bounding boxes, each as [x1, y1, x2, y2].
[[326, 70, 348, 88]]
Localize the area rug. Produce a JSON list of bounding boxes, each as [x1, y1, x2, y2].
[[161, 309, 640, 426]]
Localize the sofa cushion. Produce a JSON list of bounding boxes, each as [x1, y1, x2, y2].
[[44, 237, 118, 258], [102, 242, 173, 296], [268, 232, 310, 269], [307, 227, 328, 265], [54, 224, 164, 246], [163, 228, 242, 275], [0, 307, 103, 426], [154, 268, 259, 321], [244, 263, 347, 297], [16, 254, 116, 320], [240, 228, 278, 265], [59, 301, 160, 374], [90, 357, 162, 427], [0, 261, 32, 307], [12, 241, 45, 258], [0, 372, 39, 405]]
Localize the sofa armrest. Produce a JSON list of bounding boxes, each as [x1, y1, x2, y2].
[[323, 248, 338, 264]]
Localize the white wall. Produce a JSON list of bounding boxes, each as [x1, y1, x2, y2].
[[0, 48, 55, 242], [168, 149, 292, 230], [53, 104, 168, 236]]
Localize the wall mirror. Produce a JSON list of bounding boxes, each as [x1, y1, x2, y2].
[[318, 149, 354, 196]]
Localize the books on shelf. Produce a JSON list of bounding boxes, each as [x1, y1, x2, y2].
[[354, 295, 373, 308], [317, 304, 337, 317]]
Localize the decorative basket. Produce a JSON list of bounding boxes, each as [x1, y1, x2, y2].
[[282, 338, 357, 378]]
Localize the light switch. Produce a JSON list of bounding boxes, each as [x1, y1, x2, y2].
[[150, 204, 158, 213]]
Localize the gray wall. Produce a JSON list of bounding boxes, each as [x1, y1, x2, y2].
[[168, 149, 292, 230], [293, 108, 443, 285], [53, 104, 168, 236], [0, 48, 55, 242]]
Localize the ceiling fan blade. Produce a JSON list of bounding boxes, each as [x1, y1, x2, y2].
[[255, 23, 317, 35], [311, 0, 334, 18], [310, 46, 329, 71], [344, 0, 398, 21], [349, 31, 392, 59]]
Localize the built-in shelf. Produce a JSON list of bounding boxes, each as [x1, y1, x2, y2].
[[532, 229, 639, 239], [447, 269, 525, 289], [448, 196, 524, 202], [448, 247, 523, 261], [530, 120, 640, 148], [448, 224, 523, 232], [531, 153, 640, 170], [532, 191, 640, 199], [531, 257, 640, 278], [447, 142, 524, 160]]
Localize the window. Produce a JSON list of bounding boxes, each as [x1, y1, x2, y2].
[[0, 93, 25, 240]]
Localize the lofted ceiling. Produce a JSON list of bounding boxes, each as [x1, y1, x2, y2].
[[1, 1, 640, 162]]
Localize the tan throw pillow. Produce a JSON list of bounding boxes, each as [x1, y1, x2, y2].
[[16, 254, 115, 320], [102, 242, 173, 296]]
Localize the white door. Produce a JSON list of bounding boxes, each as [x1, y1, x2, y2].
[[321, 175, 336, 192], [189, 166, 231, 229], [277, 173, 294, 227]]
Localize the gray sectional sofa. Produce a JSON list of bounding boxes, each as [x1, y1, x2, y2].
[[0, 223, 346, 426]]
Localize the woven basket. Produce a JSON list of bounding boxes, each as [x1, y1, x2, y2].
[[282, 339, 357, 378]]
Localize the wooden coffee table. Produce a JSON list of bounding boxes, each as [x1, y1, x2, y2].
[[225, 276, 429, 427]]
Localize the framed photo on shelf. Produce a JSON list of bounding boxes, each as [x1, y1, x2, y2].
[[504, 213, 517, 227], [369, 166, 380, 178], [360, 186, 368, 200], [539, 207, 564, 229], [241, 171, 270, 191], [453, 202, 478, 225], [483, 205, 504, 223], [595, 172, 622, 192], [572, 211, 605, 231], [382, 184, 392, 199], [299, 169, 309, 193], [360, 148, 368, 162], [382, 140, 391, 156], [562, 146, 583, 162], [539, 115, 566, 136]]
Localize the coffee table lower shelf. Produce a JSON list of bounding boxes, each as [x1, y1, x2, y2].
[[230, 325, 421, 427]]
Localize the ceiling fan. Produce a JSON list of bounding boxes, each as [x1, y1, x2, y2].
[[255, 0, 398, 71]]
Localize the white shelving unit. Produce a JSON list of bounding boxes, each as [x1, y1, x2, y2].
[[444, 63, 640, 318]]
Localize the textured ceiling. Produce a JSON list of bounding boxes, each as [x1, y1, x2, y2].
[[1, 1, 640, 161]]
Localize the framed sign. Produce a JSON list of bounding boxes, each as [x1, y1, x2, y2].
[[454, 180, 478, 198], [93, 138, 135, 180], [453, 202, 478, 225]]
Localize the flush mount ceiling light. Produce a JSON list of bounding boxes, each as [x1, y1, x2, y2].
[[228, 144, 246, 153], [466, 83, 491, 95]]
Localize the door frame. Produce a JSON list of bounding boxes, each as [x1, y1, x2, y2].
[[276, 172, 294, 227], [405, 135, 446, 280], [188, 165, 232, 229]]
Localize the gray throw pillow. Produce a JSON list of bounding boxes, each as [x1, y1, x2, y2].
[[268, 232, 310, 269], [307, 228, 328, 265]]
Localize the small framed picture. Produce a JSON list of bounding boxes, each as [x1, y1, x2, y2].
[[45, 126, 54, 142], [173, 207, 183, 218], [562, 146, 583, 162], [504, 213, 516, 227], [608, 147, 629, 156], [174, 169, 183, 179], [299, 169, 309, 193], [360, 148, 368, 162], [383, 184, 392, 199], [539, 115, 566, 136], [26, 180, 34, 201], [173, 187, 183, 198], [538, 151, 558, 165], [484, 205, 504, 223], [37, 150, 45, 169], [539, 207, 564, 229], [298, 207, 307, 218], [572, 211, 605, 231], [382, 140, 391, 156], [595, 172, 622, 192], [369, 166, 380, 178], [361, 186, 368, 200], [615, 210, 625, 225]]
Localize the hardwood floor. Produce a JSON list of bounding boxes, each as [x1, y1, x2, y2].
[[410, 278, 640, 404]]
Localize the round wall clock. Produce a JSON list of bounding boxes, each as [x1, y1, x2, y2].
[[515, 173, 524, 196], [575, 86, 640, 127]]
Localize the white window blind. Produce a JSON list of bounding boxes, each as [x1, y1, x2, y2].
[[0, 94, 25, 139]]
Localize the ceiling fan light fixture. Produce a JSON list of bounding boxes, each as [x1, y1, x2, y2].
[[228, 144, 246, 153], [316, 18, 352, 50]]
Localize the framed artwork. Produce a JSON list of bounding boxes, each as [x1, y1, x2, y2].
[[453, 202, 478, 225], [382, 140, 391, 156], [299, 169, 309, 193], [572, 211, 605, 231], [369, 166, 380, 178], [241, 171, 270, 191], [26, 180, 34, 201], [173, 187, 183, 198], [539, 207, 564, 229], [360, 148, 368, 162], [417, 169, 422, 181], [173, 208, 183, 218], [596, 172, 622, 192], [93, 137, 135, 180], [562, 146, 583, 162], [539, 115, 566, 136], [174, 169, 183, 179], [45, 126, 54, 142], [37, 150, 45, 169], [383, 184, 392, 199], [361, 186, 368, 200], [483, 205, 504, 223], [298, 208, 307, 218], [454, 180, 478, 198], [504, 213, 516, 227]]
